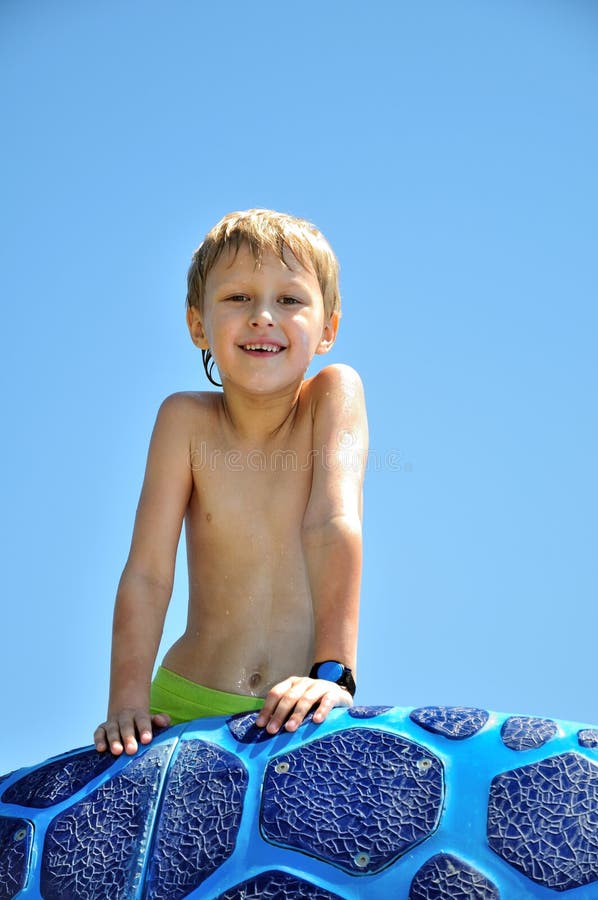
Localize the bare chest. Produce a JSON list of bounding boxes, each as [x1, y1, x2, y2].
[[188, 431, 315, 547]]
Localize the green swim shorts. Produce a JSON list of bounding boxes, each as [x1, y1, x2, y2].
[[150, 665, 265, 725]]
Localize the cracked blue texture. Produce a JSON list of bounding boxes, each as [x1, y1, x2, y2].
[[260, 727, 444, 873], [2, 749, 116, 808], [216, 870, 345, 899], [0, 817, 33, 900], [40, 743, 171, 900], [410, 706, 489, 739], [3, 707, 598, 898], [227, 710, 314, 743], [579, 730, 598, 749], [409, 853, 500, 899], [487, 751, 598, 890], [226, 711, 276, 744], [500, 716, 557, 751], [348, 705, 394, 718], [144, 740, 248, 900]]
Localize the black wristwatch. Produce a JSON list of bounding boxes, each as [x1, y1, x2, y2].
[[310, 660, 356, 697]]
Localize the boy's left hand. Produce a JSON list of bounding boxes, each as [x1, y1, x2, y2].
[[255, 676, 353, 735]]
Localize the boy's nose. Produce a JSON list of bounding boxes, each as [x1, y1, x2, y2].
[[249, 303, 274, 327]]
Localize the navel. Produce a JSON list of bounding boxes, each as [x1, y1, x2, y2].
[[206, 512, 212, 522], [249, 672, 262, 690]]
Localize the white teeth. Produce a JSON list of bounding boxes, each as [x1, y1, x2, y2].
[[243, 344, 281, 352]]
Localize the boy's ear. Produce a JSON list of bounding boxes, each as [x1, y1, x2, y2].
[[315, 311, 340, 355], [186, 306, 210, 350]]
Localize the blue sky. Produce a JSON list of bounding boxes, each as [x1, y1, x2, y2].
[[1, 0, 596, 774]]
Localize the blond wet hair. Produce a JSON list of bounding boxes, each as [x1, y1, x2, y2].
[[186, 208, 341, 321]]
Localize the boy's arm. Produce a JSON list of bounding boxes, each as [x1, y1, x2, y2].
[[94, 394, 193, 754], [256, 364, 368, 734]]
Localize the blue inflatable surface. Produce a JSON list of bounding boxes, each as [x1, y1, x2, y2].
[[1, 705, 597, 898]]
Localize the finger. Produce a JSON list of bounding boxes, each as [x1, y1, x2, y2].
[[151, 713, 171, 728], [313, 684, 353, 721], [93, 725, 108, 752], [107, 717, 137, 756], [133, 712, 154, 746], [264, 683, 311, 734], [284, 691, 327, 731], [99, 721, 125, 755], [120, 727, 139, 756], [311, 692, 336, 724], [103, 722, 124, 756], [255, 678, 296, 728]]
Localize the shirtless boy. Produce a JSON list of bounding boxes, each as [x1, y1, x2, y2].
[[94, 209, 368, 756]]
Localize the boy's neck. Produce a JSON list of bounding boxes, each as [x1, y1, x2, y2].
[[218, 380, 305, 444]]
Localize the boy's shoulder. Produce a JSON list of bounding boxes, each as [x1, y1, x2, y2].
[[303, 363, 364, 404], [305, 363, 363, 392], [153, 391, 220, 432], [157, 390, 220, 415]]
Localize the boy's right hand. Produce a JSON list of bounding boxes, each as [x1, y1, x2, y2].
[[94, 710, 171, 756]]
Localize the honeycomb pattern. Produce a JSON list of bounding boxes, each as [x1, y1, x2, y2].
[[1, 706, 596, 899], [0, 817, 33, 900], [409, 853, 499, 899], [260, 728, 444, 873], [410, 706, 489, 739], [144, 740, 248, 899], [488, 751, 598, 890], [500, 715, 557, 751]]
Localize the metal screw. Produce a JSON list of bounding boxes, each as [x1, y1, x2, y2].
[[13, 828, 28, 842], [275, 761, 290, 774], [354, 851, 370, 868]]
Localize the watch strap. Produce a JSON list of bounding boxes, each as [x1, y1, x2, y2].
[[310, 660, 356, 697]]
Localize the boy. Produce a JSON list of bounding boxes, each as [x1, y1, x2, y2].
[[94, 209, 368, 756]]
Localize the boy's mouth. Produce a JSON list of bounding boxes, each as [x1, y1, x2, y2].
[[240, 343, 286, 355]]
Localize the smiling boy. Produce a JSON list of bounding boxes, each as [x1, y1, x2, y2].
[[94, 209, 368, 755]]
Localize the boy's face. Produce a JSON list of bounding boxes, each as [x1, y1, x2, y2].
[[187, 243, 338, 393]]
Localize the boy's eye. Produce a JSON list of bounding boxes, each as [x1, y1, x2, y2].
[[279, 296, 301, 305], [227, 294, 250, 302]]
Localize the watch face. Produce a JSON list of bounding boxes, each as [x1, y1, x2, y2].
[[318, 661, 344, 682]]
